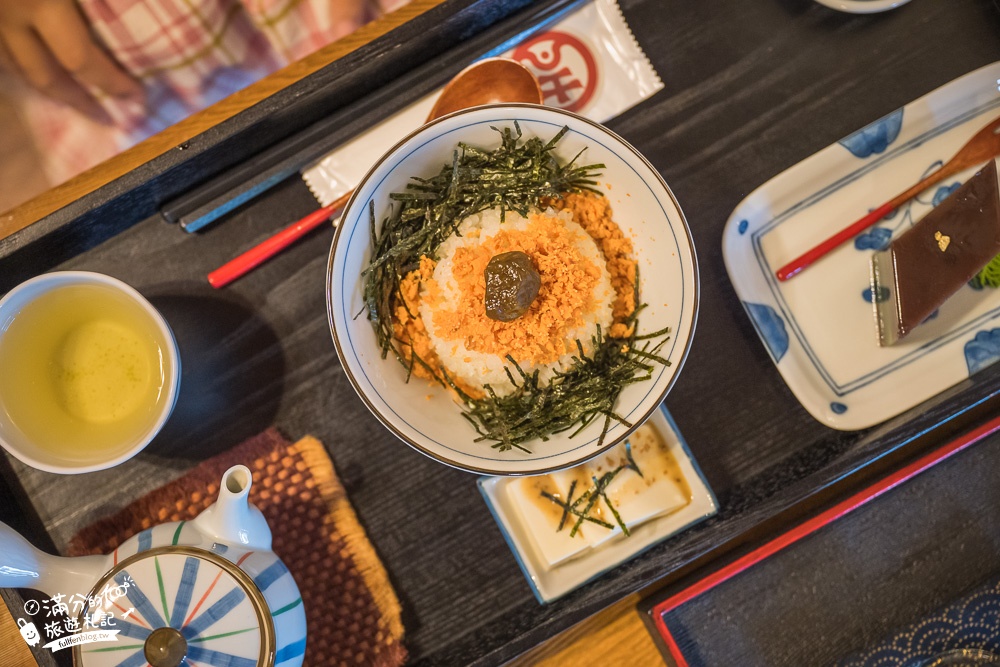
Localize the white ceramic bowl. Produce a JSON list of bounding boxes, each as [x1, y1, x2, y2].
[[327, 104, 698, 474], [813, 0, 911, 13], [0, 271, 180, 473]]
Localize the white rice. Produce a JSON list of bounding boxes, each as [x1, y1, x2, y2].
[[419, 207, 614, 393]]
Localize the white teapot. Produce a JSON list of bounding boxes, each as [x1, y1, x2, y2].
[[0, 465, 306, 667]]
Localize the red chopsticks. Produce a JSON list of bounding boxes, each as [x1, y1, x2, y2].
[[207, 191, 351, 289], [777, 114, 1000, 281], [775, 201, 895, 281]]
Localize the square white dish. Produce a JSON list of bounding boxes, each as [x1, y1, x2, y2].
[[478, 405, 717, 603], [723, 60, 1000, 431]]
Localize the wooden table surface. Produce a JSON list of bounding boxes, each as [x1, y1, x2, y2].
[[5, 1, 1000, 666], [0, 606, 38, 667]]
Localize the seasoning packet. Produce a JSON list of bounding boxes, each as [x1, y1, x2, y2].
[[302, 0, 662, 207]]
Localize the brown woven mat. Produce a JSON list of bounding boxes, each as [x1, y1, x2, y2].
[[68, 428, 407, 667]]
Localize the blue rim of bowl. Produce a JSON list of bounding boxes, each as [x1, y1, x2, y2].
[[326, 103, 700, 475]]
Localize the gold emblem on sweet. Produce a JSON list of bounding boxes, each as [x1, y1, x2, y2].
[[934, 231, 951, 252]]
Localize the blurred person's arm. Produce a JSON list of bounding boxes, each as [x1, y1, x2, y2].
[[0, 0, 406, 124], [0, 0, 142, 123]]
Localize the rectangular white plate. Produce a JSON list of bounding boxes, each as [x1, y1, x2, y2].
[[723, 60, 1000, 431], [478, 405, 717, 603]]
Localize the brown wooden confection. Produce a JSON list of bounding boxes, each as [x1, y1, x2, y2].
[[871, 158, 1000, 346]]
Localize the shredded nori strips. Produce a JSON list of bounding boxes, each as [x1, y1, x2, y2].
[[361, 124, 671, 452]]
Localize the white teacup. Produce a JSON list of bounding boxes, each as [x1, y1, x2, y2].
[[813, 0, 911, 13], [0, 272, 180, 473]]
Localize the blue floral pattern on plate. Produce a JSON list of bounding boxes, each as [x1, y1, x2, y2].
[[854, 226, 894, 251], [933, 181, 961, 205], [964, 329, 1000, 375], [862, 286, 890, 304], [839, 109, 904, 158], [744, 302, 789, 363]]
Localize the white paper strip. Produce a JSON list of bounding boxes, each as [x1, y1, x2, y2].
[[301, 0, 662, 207]]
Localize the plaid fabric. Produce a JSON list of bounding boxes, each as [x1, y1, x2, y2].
[[20, 0, 386, 185]]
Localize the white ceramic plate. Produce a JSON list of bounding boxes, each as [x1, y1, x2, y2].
[[478, 405, 717, 603], [328, 104, 698, 474], [723, 61, 1000, 431], [812, 0, 911, 14]]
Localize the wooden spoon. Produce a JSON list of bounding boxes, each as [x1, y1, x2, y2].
[[208, 59, 543, 288], [776, 114, 1000, 281]]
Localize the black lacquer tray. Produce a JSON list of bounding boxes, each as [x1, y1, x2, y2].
[[646, 416, 1000, 666]]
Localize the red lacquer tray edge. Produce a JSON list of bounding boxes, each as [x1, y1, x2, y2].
[[648, 413, 1000, 667]]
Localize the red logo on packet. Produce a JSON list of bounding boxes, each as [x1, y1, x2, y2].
[[512, 31, 598, 113]]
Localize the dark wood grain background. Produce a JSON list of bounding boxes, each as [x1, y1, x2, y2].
[[4, 1, 1000, 665]]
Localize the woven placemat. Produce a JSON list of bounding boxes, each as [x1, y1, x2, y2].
[[68, 428, 406, 667]]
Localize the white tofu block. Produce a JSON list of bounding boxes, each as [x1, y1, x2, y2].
[[506, 422, 694, 565], [603, 425, 691, 528], [507, 470, 595, 567]]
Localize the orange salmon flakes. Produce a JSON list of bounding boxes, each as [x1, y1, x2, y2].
[[392, 193, 639, 386], [395, 258, 482, 399], [425, 212, 603, 366], [552, 192, 637, 338]]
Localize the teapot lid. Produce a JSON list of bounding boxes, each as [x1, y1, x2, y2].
[[73, 546, 275, 667]]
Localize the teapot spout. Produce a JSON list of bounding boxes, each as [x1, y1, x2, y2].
[[0, 522, 106, 599], [193, 465, 272, 551]]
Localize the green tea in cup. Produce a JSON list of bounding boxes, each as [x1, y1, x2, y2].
[[0, 272, 180, 473]]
